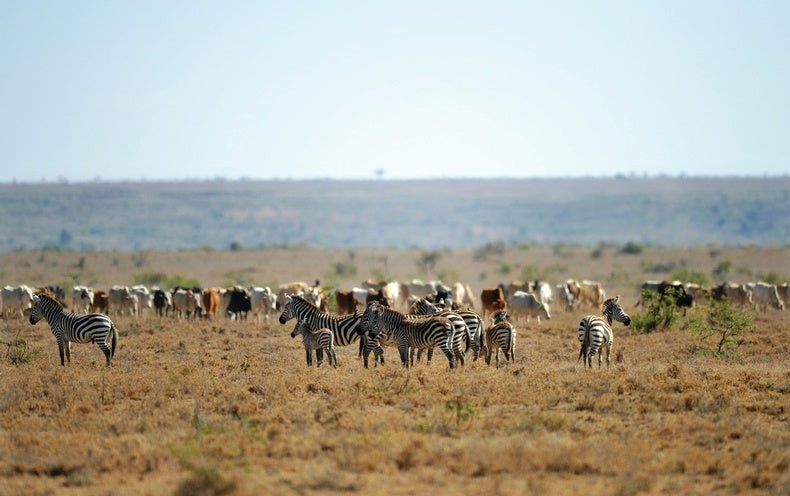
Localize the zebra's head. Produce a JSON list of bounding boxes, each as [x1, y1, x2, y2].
[[278, 295, 295, 324], [408, 298, 439, 316], [28, 294, 44, 325], [602, 295, 630, 326], [361, 301, 381, 338], [290, 320, 306, 338]]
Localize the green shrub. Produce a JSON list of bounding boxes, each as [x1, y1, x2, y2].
[[631, 288, 681, 333], [687, 298, 752, 358]]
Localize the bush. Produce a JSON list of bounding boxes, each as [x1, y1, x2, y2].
[[687, 298, 752, 358], [631, 289, 681, 333], [620, 241, 644, 255]]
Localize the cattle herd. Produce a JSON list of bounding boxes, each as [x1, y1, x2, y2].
[[1, 277, 786, 368]]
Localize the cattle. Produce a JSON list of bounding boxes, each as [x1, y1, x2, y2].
[[451, 282, 476, 309], [535, 281, 553, 306], [249, 286, 276, 322], [1, 285, 35, 317], [480, 287, 506, 321], [72, 285, 94, 314], [109, 285, 138, 317], [578, 280, 606, 308], [747, 282, 784, 311], [172, 288, 202, 320], [403, 279, 439, 300], [509, 291, 551, 325], [202, 288, 221, 319], [382, 281, 404, 308], [566, 280, 582, 309], [131, 285, 153, 316], [554, 283, 574, 311], [778, 284, 789, 309], [335, 290, 357, 315], [366, 288, 390, 307], [153, 288, 171, 316], [90, 290, 109, 313], [505, 280, 532, 301], [277, 281, 317, 309], [713, 283, 752, 308], [225, 287, 251, 320], [684, 283, 711, 306]]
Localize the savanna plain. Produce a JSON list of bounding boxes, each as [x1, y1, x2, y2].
[[0, 245, 788, 496]]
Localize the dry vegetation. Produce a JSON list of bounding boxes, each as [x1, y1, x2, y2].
[[0, 246, 788, 496]]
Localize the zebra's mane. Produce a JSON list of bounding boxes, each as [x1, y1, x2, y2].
[[290, 295, 357, 320], [35, 291, 63, 309]]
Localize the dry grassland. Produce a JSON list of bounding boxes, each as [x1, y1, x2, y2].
[[0, 246, 788, 496]]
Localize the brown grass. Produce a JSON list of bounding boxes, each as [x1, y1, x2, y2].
[[0, 246, 788, 495]]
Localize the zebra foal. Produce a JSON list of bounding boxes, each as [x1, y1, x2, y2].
[[291, 320, 338, 367], [578, 295, 631, 369], [484, 310, 516, 367], [29, 293, 119, 366]]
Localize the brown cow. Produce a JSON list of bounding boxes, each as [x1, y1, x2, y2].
[[480, 287, 506, 321], [90, 290, 109, 314], [202, 288, 220, 319], [335, 290, 357, 315]]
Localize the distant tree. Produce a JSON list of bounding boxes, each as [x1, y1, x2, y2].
[[229, 241, 243, 251], [417, 251, 441, 274], [687, 298, 752, 358], [712, 260, 732, 283]]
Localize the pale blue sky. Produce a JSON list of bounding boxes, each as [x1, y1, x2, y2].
[[1, 1, 788, 182]]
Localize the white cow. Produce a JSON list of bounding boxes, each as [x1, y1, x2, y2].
[[451, 282, 476, 309], [109, 285, 138, 316], [509, 290, 551, 325], [553, 284, 574, 311], [381, 281, 403, 309], [172, 288, 202, 320], [71, 285, 94, 314], [747, 282, 784, 311], [131, 285, 153, 315], [250, 286, 277, 322], [2, 285, 35, 317]]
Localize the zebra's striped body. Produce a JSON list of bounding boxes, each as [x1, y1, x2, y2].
[[278, 295, 365, 355], [578, 295, 631, 368], [291, 320, 338, 367], [29, 293, 119, 366], [409, 298, 482, 361], [484, 310, 516, 367], [365, 302, 456, 369]]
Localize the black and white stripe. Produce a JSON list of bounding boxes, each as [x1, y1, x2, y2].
[[410, 298, 482, 361], [29, 293, 119, 366], [278, 295, 365, 354], [484, 310, 516, 367], [578, 295, 631, 368], [291, 320, 338, 367], [364, 302, 456, 369]]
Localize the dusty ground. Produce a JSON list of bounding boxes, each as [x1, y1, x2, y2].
[[0, 246, 787, 495]]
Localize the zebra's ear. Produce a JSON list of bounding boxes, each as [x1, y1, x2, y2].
[[614, 295, 620, 303], [32, 295, 40, 302]]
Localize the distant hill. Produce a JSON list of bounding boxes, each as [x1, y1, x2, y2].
[[1, 177, 787, 251]]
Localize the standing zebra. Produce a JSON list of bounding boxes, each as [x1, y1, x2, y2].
[[365, 302, 456, 369], [484, 310, 516, 367], [278, 295, 365, 357], [410, 298, 482, 361], [291, 320, 338, 367], [578, 295, 631, 369], [29, 293, 119, 366]]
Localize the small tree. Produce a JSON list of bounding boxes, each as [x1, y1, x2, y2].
[[687, 298, 752, 358], [631, 288, 681, 333]]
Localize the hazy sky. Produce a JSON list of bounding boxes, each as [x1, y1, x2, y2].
[[1, 1, 788, 182]]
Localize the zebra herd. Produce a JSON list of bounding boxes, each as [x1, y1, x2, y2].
[[24, 287, 631, 370], [277, 293, 631, 370]]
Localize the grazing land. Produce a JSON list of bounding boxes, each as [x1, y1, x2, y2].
[[0, 246, 788, 495]]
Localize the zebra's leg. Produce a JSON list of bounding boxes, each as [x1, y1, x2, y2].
[[439, 342, 455, 369], [98, 341, 113, 366], [398, 344, 411, 368], [305, 347, 313, 367], [605, 342, 612, 368], [56, 336, 67, 366], [65, 340, 72, 365], [328, 346, 338, 367], [315, 347, 324, 365]]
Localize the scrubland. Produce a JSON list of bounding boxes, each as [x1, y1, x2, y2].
[[0, 245, 788, 495]]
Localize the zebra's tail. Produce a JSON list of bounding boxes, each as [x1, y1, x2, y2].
[[578, 329, 590, 362], [110, 324, 119, 360]]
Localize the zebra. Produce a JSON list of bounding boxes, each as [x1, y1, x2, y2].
[[578, 295, 631, 369], [291, 320, 338, 367], [484, 310, 516, 367], [278, 295, 366, 360], [29, 293, 119, 366], [410, 298, 482, 361], [365, 301, 456, 369]]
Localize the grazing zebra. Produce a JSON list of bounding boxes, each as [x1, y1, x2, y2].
[[365, 301, 456, 369], [484, 310, 516, 367], [29, 293, 119, 366], [578, 295, 631, 369], [291, 320, 338, 367], [278, 295, 365, 358]]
